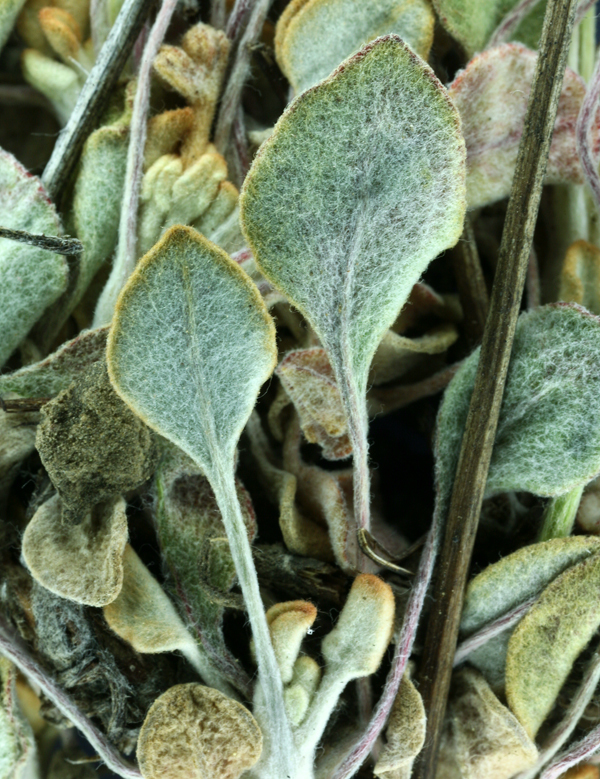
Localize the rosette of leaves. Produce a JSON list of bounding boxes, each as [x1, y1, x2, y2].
[[240, 34, 466, 569]]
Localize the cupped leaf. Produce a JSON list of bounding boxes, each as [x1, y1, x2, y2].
[[432, 0, 546, 56], [0, 148, 68, 367], [374, 674, 426, 778], [436, 305, 600, 521], [449, 44, 598, 210], [275, 0, 435, 95], [241, 35, 466, 545], [506, 551, 600, 738]]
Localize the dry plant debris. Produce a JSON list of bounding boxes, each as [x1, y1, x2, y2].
[[3, 1, 600, 779]]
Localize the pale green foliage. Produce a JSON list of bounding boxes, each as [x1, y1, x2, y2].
[[506, 551, 600, 738], [241, 36, 465, 540], [449, 44, 592, 210], [432, 0, 545, 56], [107, 225, 276, 472], [0, 0, 28, 52], [21, 49, 81, 124], [459, 537, 600, 689], [275, 0, 435, 95], [107, 226, 294, 779], [436, 305, 600, 529], [70, 97, 131, 312], [0, 658, 38, 779], [23, 494, 128, 607], [0, 148, 68, 368], [0, 327, 107, 399], [438, 668, 537, 779]]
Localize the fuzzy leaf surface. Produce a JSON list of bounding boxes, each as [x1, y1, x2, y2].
[[449, 44, 599, 209], [435, 305, 600, 525], [0, 148, 68, 367], [241, 36, 465, 411], [107, 225, 277, 472], [275, 0, 435, 95]]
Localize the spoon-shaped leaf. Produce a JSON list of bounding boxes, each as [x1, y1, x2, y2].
[[240, 35, 466, 556], [106, 225, 294, 778]]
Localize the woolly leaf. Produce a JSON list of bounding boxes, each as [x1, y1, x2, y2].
[[241, 36, 465, 543], [436, 305, 600, 524], [506, 551, 600, 738], [439, 668, 538, 778], [275, 0, 435, 95], [374, 674, 426, 778], [369, 323, 458, 385], [432, 0, 546, 56], [0, 0, 28, 52], [449, 44, 599, 209], [0, 148, 68, 368], [266, 601, 317, 684], [22, 494, 128, 607], [107, 225, 294, 777], [137, 683, 262, 779], [0, 327, 107, 399]]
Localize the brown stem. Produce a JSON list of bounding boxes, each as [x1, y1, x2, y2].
[[0, 227, 83, 256], [41, 0, 154, 203], [451, 216, 489, 348], [413, 1, 579, 776]]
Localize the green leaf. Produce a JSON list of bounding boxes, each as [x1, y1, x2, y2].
[[506, 551, 600, 738], [435, 305, 600, 530], [275, 0, 435, 95], [0, 148, 68, 368], [432, 0, 546, 56], [241, 35, 466, 549], [107, 225, 294, 778]]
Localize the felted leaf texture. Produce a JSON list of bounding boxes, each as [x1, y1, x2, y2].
[[107, 225, 294, 776], [448, 44, 599, 210], [432, 0, 545, 56], [374, 674, 426, 778], [241, 35, 466, 544], [137, 683, 262, 779], [0, 658, 38, 779], [0, 148, 68, 368], [274, 0, 435, 95], [506, 551, 600, 738], [435, 305, 600, 519], [22, 494, 128, 607], [459, 537, 600, 688]]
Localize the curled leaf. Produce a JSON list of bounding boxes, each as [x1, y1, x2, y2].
[[22, 494, 127, 606], [374, 674, 426, 778], [448, 44, 598, 210], [506, 551, 600, 738], [266, 600, 317, 683], [284, 655, 321, 726], [137, 683, 262, 779], [275, 0, 435, 95], [369, 324, 458, 386]]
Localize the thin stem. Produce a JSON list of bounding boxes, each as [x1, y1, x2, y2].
[[540, 722, 600, 779], [93, 0, 178, 327], [538, 484, 584, 541], [518, 642, 600, 779], [414, 0, 579, 775], [41, 0, 153, 203], [0, 227, 83, 256], [211, 461, 295, 779], [453, 596, 537, 666], [576, 42, 600, 209], [210, 0, 228, 29], [330, 513, 441, 779], [214, 0, 272, 156], [452, 216, 489, 348], [0, 618, 141, 779]]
